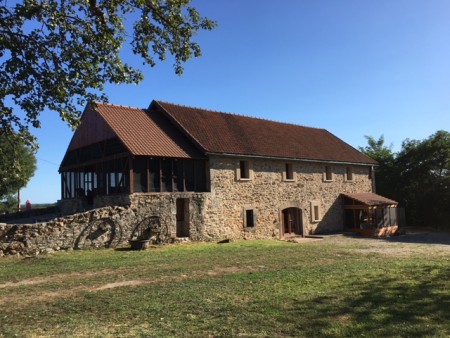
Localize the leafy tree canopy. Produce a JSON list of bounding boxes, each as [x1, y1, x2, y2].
[[359, 135, 394, 165], [0, 194, 18, 213], [0, 132, 37, 199], [0, 0, 217, 148], [359, 135, 395, 196], [361, 130, 450, 229]]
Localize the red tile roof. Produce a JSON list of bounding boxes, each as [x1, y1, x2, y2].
[[67, 102, 203, 158], [154, 101, 377, 165], [342, 193, 398, 206], [65, 100, 377, 165]]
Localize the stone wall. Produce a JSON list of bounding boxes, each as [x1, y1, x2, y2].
[[1, 156, 373, 257], [203, 156, 373, 239], [0, 193, 208, 257]]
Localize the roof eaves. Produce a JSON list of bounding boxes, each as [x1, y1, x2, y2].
[[341, 193, 398, 206], [206, 152, 378, 166]]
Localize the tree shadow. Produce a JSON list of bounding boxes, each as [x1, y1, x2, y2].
[[269, 267, 450, 337], [384, 232, 450, 245]]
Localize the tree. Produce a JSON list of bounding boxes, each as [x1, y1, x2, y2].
[[0, 194, 18, 214], [0, 0, 217, 148], [0, 132, 37, 201], [359, 135, 395, 198], [360, 131, 450, 229], [394, 131, 450, 228]]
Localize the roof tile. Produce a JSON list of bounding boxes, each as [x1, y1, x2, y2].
[[342, 192, 398, 206], [96, 103, 203, 158], [155, 101, 377, 164]]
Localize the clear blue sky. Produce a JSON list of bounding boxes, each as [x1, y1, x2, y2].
[[22, 0, 450, 204]]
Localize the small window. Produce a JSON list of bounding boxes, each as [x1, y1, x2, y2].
[[310, 201, 321, 222], [284, 163, 294, 181], [345, 167, 353, 181], [314, 206, 320, 221], [243, 207, 256, 228], [368, 166, 373, 180], [237, 160, 252, 180], [324, 166, 333, 181]]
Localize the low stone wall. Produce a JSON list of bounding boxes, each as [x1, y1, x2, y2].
[[1, 206, 129, 256], [0, 193, 209, 257]]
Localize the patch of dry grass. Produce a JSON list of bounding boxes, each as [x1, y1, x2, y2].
[[0, 237, 449, 337]]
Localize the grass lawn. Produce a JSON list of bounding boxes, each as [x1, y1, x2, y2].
[[0, 236, 449, 337]]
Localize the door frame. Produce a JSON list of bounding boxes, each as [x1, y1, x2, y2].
[[279, 203, 304, 238], [176, 198, 190, 237]]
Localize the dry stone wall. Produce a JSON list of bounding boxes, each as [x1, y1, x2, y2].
[[0, 193, 207, 257]]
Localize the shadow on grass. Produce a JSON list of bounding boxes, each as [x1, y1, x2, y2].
[[343, 231, 450, 246], [114, 247, 134, 252], [385, 232, 450, 245], [271, 267, 450, 337]]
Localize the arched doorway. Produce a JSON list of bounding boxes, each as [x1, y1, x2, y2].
[[282, 207, 303, 236]]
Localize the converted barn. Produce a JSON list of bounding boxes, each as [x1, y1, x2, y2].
[[59, 100, 398, 240]]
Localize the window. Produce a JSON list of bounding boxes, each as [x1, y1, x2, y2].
[[243, 206, 257, 228], [284, 163, 294, 181], [245, 209, 255, 228], [324, 166, 333, 181], [368, 166, 373, 180], [237, 160, 252, 180], [345, 166, 353, 181], [240, 160, 249, 179], [310, 201, 321, 222]]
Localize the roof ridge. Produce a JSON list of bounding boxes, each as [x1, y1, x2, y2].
[[94, 101, 145, 110], [154, 100, 325, 131]]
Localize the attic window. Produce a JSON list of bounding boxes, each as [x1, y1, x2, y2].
[[284, 163, 294, 181], [237, 160, 252, 180], [324, 166, 333, 182], [345, 167, 353, 181]]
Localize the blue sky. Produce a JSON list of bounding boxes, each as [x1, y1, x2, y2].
[[22, 0, 450, 203]]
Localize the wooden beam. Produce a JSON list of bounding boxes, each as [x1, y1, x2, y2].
[[129, 156, 134, 194], [59, 152, 130, 171]]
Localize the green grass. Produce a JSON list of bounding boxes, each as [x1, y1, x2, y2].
[[0, 237, 449, 337]]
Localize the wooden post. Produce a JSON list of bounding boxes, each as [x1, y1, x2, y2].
[[129, 156, 134, 194], [17, 189, 21, 212]]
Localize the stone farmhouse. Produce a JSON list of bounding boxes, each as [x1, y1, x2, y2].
[[58, 100, 399, 241]]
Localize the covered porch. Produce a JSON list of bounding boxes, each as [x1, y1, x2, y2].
[[342, 192, 399, 237]]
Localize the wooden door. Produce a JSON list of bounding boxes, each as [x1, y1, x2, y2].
[[176, 198, 190, 237], [282, 208, 302, 236]]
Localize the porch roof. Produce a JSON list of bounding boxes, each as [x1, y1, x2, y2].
[[341, 192, 398, 206]]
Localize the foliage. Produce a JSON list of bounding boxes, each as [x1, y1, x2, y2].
[[0, 0, 217, 148], [361, 131, 450, 228], [0, 194, 17, 213], [0, 132, 36, 199], [359, 135, 395, 196], [0, 239, 449, 337], [394, 131, 450, 228], [359, 135, 394, 164]]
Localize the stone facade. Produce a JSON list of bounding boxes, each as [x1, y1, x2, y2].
[[0, 156, 373, 257], [203, 156, 373, 239]]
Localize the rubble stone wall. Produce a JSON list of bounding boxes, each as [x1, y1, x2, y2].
[[204, 156, 373, 239], [1, 156, 373, 257], [0, 193, 207, 257]]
